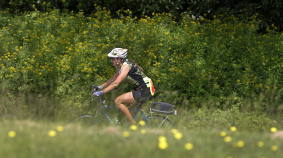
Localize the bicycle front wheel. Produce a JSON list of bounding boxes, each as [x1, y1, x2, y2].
[[73, 114, 97, 125], [146, 115, 173, 128]]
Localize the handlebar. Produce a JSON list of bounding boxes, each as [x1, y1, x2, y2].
[[91, 85, 98, 101], [92, 85, 98, 91], [91, 85, 104, 102]]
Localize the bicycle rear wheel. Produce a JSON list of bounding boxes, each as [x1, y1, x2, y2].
[[146, 115, 173, 128]]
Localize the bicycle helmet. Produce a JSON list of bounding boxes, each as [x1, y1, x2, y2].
[[108, 48, 128, 58]]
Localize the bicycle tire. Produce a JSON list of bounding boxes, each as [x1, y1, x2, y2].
[[146, 115, 173, 128], [72, 114, 96, 125], [73, 113, 119, 126]]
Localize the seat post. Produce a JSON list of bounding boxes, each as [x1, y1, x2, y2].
[[150, 108, 155, 127]]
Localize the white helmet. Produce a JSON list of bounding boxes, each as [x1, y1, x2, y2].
[[108, 48, 128, 58]]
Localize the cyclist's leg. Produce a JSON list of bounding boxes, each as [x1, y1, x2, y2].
[[114, 92, 137, 124], [130, 103, 140, 109], [129, 103, 141, 119]]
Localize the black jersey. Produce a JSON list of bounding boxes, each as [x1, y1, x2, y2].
[[121, 61, 155, 95]]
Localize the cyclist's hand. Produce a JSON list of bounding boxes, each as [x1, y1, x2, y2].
[[93, 90, 104, 97]]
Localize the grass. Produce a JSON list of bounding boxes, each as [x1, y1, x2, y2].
[[1, 93, 283, 158], [1, 119, 282, 158]]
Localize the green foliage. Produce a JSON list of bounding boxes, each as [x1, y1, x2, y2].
[[0, 7, 282, 111], [1, 7, 283, 156]]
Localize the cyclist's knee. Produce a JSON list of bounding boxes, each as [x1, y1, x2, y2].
[[114, 97, 123, 108]]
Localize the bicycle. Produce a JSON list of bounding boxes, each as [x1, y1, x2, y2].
[[73, 85, 150, 127], [73, 85, 177, 128]]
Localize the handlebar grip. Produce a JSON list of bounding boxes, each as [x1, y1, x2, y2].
[[92, 85, 99, 91]]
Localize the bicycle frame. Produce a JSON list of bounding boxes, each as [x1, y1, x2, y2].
[[94, 104, 149, 126], [91, 86, 149, 126]]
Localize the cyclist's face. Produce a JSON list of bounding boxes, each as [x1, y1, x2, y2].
[[111, 58, 120, 66]]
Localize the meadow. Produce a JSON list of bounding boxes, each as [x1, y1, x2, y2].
[[1, 5, 283, 158], [1, 120, 283, 158]]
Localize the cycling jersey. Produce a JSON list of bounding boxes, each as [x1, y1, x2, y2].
[[120, 61, 155, 96]]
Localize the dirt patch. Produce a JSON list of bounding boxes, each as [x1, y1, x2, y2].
[[145, 128, 164, 134], [103, 126, 120, 134], [271, 130, 283, 139]]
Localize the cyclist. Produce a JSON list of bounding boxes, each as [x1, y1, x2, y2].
[[93, 48, 155, 125]]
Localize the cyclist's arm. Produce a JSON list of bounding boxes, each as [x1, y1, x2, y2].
[[103, 64, 130, 94], [100, 70, 120, 88]]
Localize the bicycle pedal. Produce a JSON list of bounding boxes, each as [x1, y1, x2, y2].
[[113, 117, 120, 123]]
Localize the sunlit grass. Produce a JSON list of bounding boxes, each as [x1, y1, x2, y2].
[[1, 120, 283, 158]]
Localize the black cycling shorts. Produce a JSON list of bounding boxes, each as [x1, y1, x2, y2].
[[132, 87, 153, 104]]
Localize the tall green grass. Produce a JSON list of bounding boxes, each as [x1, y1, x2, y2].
[[0, 93, 281, 132], [1, 120, 282, 158], [1, 93, 282, 157]]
